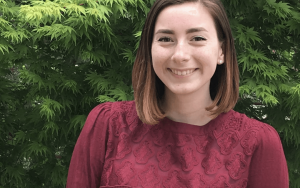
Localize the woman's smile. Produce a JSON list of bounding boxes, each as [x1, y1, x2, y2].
[[168, 68, 199, 77]]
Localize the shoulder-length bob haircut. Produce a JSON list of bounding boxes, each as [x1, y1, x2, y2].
[[132, 0, 239, 125]]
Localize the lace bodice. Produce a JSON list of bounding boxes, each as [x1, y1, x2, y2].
[[67, 101, 289, 188]]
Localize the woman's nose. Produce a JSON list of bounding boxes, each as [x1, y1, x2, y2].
[[171, 42, 190, 63]]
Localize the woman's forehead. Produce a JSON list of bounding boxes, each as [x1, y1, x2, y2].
[[159, 2, 203, 17], [154, 2, 215, 33]]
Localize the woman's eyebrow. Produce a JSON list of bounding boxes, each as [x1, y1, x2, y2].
[[186, 27, 208, 33], [155, 29, 174, 35], [155, 27, 208, 35]]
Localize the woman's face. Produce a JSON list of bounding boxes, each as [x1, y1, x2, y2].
[[151, 2, 224, 97]]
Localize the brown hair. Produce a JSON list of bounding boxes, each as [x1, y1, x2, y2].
[[132, 0, 239, 125]]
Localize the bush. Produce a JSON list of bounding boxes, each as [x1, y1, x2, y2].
[[0, 0, 299, 187]]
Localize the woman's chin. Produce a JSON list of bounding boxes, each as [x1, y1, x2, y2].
[[165, 86, 198, 96]]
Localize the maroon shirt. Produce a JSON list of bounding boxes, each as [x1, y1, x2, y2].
[[67, 101, 289, 188]]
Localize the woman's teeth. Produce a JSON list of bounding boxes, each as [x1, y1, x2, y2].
[[170, 68, 196, 76]]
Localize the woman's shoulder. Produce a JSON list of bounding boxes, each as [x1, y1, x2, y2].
[[81, 100, 139, 141], [219, 109, 277, 132], [229, 110, 282, 148], [89, 100, 136, 117], [89, 100, 139, 128], [214, 110, 282, 149], [237, 111, 279, 136], [111, 100, 136, 113]]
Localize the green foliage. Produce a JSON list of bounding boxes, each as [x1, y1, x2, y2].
[[0, 0, 299, 187], [0, 0, 146, 187]]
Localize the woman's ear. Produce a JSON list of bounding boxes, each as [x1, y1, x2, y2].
[[218, 59, 223, 65], [217, 42, 224, 65]]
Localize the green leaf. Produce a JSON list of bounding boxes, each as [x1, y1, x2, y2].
[[70, 115, 87, 131], [96, 95, 115, 103], [3, 166, 25, 184], [40, 97, 64, 121], [26, 141, 50, 156], [15, 131, 27, 144], [43, 121, 60, 136]]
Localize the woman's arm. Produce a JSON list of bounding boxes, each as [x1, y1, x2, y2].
[[247, 123, 289, 188], [66, 102, 112, 188]]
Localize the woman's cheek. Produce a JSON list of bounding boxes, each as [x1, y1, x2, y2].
[[152, 47, 168, 65]]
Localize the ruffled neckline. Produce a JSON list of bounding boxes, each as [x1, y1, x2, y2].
[[158, 109, 234, 135]]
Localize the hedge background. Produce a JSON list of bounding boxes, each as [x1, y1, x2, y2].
[[0, 0, 299, 187]]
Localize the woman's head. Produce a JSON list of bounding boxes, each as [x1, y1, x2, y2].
[[132, 0, 239, 125]]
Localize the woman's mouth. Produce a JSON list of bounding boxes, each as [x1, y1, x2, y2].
[[168, 68, 198, 76]]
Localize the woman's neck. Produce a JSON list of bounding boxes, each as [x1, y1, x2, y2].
[[162, 88, 214, 126]]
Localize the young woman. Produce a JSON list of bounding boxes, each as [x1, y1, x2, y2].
[[67, 0, 289, 187]]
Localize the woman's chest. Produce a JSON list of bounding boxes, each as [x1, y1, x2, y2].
[[100, 124, 255, 188]]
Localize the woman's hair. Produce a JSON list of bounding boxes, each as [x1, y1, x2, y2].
[[132, 0, 239, 125]]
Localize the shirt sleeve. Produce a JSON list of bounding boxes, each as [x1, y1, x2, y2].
[[66, 102, 112, 188], [247, 123, 289, 188]]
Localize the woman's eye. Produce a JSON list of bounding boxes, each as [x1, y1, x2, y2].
[[192, 36, 206, 41], [158, 37, 172, 42]]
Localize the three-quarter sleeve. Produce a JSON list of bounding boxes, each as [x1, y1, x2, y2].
[[247, 124, 289, 188], [66, 102, 112, 188]]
